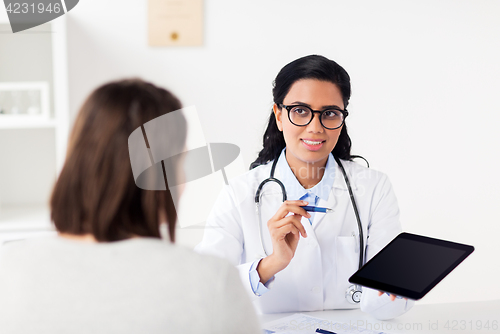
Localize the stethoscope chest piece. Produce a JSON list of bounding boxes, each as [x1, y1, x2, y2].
[[346, 285, 362, 304]]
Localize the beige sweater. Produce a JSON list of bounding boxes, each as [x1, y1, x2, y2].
[[0, 236, 261, 334]]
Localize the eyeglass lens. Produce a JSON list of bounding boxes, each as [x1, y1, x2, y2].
[[288, 105, 344, 129]]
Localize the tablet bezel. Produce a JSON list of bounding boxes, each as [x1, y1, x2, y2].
[[348, 232, 474, 300]]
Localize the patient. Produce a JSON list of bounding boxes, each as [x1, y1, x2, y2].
[[0, 79, 261, 334]]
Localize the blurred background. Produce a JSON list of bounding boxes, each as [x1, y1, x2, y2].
[[1, 0, 499, 306]]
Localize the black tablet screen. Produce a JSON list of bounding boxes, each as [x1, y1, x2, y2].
[[355, 238, 467, 293]]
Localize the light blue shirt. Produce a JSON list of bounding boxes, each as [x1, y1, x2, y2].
[[249, 148, 336, 296]]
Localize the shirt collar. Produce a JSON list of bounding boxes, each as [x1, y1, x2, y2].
[[276, 148, 336, 201]]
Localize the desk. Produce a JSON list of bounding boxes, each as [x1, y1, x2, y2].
[[260, 300, 500, 333]]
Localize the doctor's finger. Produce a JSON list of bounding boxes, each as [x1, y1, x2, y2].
[[270, 219, 300, 239], [271, 215, 307, 238], [274, 224, 300, 241], [378, 291, 400, 301], [274, 201, 311, 220], [268, 204, 303, 225]]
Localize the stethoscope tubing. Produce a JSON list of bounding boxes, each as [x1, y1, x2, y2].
[[333, 156, 365, 270], [254, 154, 365, 271]]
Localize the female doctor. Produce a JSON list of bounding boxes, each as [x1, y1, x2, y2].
[[195, 55, 414, 320]]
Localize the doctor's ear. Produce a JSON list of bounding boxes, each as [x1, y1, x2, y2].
[[273, 104, 283, 132]]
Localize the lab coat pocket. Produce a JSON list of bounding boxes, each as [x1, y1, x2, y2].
[[335, 236, 359, 287]]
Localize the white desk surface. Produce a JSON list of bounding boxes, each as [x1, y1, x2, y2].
[[260, 299, 500, 333]]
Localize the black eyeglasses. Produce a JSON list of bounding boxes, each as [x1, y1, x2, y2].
[[279, 104, 348, 130]]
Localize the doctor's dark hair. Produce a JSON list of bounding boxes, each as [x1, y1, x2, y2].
[[50, 78, 185, 242], [250, 55, 354, 169]]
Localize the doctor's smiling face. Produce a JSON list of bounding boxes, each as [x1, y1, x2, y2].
[[273, 78, 344, 170]]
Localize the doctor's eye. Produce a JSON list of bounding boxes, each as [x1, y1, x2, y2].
[[322, 109, 342, 118], [290, 106, 311, 117]]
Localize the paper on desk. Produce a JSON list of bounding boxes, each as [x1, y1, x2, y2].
[[263, 314, 387, 334]]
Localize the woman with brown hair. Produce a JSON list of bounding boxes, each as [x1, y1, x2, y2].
[[0, 79, 260, 333]]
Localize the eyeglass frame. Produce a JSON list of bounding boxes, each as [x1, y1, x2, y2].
[[278, 104, 349, 130]]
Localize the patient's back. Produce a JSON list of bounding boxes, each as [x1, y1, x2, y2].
[[0, 236, 260, 334]]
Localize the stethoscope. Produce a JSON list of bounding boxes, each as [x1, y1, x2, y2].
[[254, 152, 365, 304]]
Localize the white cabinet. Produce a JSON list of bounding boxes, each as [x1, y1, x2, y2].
[[0, 16, 69, 241]]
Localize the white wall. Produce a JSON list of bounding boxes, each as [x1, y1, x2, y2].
[[65, 0, 500, 305]]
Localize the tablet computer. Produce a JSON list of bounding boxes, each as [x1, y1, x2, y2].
[[348, 232, 474, 300]]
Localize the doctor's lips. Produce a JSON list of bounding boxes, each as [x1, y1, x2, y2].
[[301, 138, 326, 151]]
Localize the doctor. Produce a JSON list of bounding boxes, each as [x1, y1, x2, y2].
[[195, 55, 414, 320]]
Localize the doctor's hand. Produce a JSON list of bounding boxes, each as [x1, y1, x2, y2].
[[377, 291, 408, 301], [257, 200, 309, 284]]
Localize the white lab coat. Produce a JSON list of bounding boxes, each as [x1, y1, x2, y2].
[[195, 157, 414, 319]]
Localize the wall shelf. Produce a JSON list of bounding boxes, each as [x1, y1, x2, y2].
[[0, 16, 69, 240], [0, 117, 57, 129]]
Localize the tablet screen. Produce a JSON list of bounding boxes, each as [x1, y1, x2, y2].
[[349, 233, 474, 299]]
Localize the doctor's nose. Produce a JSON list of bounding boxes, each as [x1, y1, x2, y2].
[[307, 113, 324, 133]]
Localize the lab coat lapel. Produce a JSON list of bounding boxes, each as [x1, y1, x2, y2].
[[311, 193, 334, 231], [301, 215, 318, 244], [313, 160, 357, 233]]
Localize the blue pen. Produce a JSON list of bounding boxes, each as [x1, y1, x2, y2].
[[303, 205, 334, 213], [316, 329, 336, 334]]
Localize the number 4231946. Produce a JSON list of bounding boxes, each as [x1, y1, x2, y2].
[[6, 2, 62, 14], [444, 320, 498, 331]]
